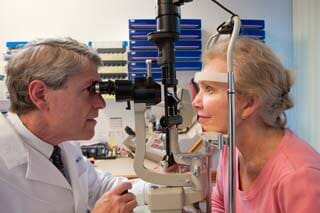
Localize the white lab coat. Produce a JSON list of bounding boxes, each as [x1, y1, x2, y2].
[[0, 114, 146, 213]]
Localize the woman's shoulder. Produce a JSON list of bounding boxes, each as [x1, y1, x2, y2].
[[279, 128, 320, 171]]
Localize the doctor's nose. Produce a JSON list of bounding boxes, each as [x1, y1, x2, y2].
[[93, 94, 106, 109]]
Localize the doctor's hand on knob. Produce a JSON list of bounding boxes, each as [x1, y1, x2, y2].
[[91, 182, 137, 213]]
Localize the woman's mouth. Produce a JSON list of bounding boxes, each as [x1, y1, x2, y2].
[[197, 115, 211, 122]]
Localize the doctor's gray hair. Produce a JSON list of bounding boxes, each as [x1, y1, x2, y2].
[[5, 37, 102, 114], [203, 37, 294, 129]]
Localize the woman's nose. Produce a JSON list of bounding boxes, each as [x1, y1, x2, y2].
[[192, 93, 202, 109]]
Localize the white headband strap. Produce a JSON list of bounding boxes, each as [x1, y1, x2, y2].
[[194, 71, 228, 83]]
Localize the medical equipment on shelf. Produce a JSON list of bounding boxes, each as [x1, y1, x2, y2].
[[91, 1, 241, 212], [122, 125, 165, 162]]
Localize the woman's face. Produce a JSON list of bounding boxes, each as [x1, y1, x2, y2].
[[192, 58, 229, 133]]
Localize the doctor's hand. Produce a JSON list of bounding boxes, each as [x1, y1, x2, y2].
[[91, 182, 137, 213]]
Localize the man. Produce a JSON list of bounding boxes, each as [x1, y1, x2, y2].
[[0, 37, 146, 213]]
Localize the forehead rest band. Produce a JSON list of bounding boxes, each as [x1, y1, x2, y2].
[[194, 71, 228, 83]]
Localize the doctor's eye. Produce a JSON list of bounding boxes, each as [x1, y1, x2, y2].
[[87, 85, 95, 94], [86, 83, 97, 96]]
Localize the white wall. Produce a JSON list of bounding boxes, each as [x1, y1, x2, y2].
[[292, 0, 320, 151], [0, 0, 295, 145], [0, 0, 292, 67]]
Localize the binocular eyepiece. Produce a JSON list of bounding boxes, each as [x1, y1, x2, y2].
[[92, 78, 162, 105], [92, 80, 115, 95]]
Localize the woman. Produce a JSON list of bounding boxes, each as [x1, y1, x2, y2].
[[192, 37, 320, 212]]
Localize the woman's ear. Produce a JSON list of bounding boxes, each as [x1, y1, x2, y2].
[[28, 80, 49, 111], [240, 95, 260, 119]]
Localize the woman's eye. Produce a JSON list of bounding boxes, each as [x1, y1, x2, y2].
[[206, 86, 214, 94]]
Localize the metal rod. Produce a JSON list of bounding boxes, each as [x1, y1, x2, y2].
[[205, 143, 214, 213], [227, 16, 241, 213], [146, 59, 152, 78]]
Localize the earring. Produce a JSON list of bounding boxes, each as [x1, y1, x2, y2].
[[240, 115, 247, 120]]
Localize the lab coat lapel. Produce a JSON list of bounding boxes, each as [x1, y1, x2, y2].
[[25, 145, 72, 190], [0, 114, 28, 169], [62, 143, 88, 213], [0, 114, 70, 190]]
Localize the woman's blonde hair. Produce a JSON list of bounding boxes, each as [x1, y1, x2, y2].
[[203, 37, 294, 129]]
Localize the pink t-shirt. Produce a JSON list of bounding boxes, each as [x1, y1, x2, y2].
[[212, 129, 320, 213]]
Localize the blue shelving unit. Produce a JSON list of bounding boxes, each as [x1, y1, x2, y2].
[[128, 18, 202, 81], [240, 19, 265, 41]]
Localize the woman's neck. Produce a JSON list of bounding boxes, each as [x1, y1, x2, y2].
[[237, 123, 284, 163], [236, 123, 284, 190]]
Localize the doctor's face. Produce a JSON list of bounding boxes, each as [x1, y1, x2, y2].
[[192, 58, 229, 133], [45, 60, 106, 141]]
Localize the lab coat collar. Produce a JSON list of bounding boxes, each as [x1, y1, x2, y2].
[[0, 113, 28, 169], [6, 112, 53, 159], [0, 113, 72, 190], [25, 144, 72, 190]]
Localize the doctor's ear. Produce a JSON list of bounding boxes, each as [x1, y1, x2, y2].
[[28, 80, 49, 111]]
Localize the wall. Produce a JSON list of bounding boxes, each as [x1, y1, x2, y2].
[[0, 0, 294, 145], [0, 0, 292, 68], [292, 0, 320, 151]]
